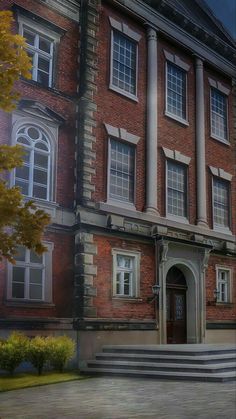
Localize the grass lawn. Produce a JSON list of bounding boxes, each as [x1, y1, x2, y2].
[[0, 371, 87, 392]]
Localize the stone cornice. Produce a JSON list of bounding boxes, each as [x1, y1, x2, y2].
[[109, 0, 236, 78]]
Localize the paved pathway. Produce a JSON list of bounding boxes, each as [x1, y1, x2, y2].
[[0, 377, 236, 418]]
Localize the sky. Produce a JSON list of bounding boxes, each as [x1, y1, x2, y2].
[[204, 0, 236, 39]]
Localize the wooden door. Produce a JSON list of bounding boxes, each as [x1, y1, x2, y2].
[[166, 287, 187, 344]]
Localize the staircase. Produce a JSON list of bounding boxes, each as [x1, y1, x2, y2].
[[81, 344, 236, 382]]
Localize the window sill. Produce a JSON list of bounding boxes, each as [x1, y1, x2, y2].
[[166, 214, 189, 224], [105, 199, 137, 212], [165, 111, 189, 127], [5, 300, 55, 308], [215, 302, 233, 308], [109, 84, 138, 102], [213, 226, 232, 235], [210, 134, 230, 146], [112, 296, 143, 303]]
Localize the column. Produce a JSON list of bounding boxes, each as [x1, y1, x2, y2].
[[195, 57, 208, 227], [146, 27, 159, 215]]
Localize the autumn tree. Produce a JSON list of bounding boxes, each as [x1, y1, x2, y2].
[[0, 10, 50, 262]]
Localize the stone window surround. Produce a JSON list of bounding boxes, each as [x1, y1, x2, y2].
[[105, 123, 140, 211], [109, 16, 141, 101], [7, 241, 54, 304], [210, 169, 232, 235], [208, 78, 230, 144], [11, 112, 59, 204], [111, 248, 141, 299], [164, 49, 190, 126], [215, 265, 233, 304], [162, 147, 191, 166], [18, 14, 61, 89]]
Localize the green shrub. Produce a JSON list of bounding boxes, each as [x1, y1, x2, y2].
[[0, 332, 28, 375], [27, 336, 50, 375], [48, 336, 75, 372]]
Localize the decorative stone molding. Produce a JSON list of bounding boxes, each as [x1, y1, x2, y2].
[[162, 147, 191, 165], [163, 50, 190, 71], [104, 123, 140, 145], [209, 166, 232, 181], [208, 78, 231, 95], [39, 0, 80, 22], [109, 17, 141, 41], [74, 231, 98, 319]]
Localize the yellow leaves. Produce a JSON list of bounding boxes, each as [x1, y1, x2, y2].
[[0, 146, 51, 263], [0, 10, 32, 112]]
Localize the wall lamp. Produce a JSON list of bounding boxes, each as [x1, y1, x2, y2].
[[147, 284, 161, 303], [207, 288, 219, 306]]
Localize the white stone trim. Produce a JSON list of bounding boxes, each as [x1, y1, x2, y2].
[[163, 50, 190, 72], [208, 78, 231, 96], [215, 265, 233, 304], [209, 166, 232, 181], [104, 123, 140, 145], [162, 147, 191, 165], [112, 248, 141, 298], [109, 17, 141, 42]]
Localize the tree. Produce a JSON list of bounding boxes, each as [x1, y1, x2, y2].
[[0, 11, 50, 262], [0, 10, 31, 111]]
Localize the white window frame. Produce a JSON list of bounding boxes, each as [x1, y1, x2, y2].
[[112, 249, 140, 298], [11, 113, 58, 203], [216, 266, 232, 304], [7, 242, 54, 303], [105, 123, 140, 210], [109, 17, 141, 101], [18, 15, 60, 88], [208, 78, 230, 144], [212, 176, 231, 234], [164, 51, 190, 126], [165, 158, 189, 224]]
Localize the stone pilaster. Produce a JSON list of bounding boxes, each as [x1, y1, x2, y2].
[[195, 57, 208, 228], [146, 27, 159, 215], [74, 231, 97, 318]]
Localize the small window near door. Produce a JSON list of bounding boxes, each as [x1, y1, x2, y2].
[[216, 267, 232, 303]]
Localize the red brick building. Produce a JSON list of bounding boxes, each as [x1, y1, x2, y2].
[[0, 0, 235, 364]]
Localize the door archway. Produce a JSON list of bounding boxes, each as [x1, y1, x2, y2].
[[166, 266, 187, 344]]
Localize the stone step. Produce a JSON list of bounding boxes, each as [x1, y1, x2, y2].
[[87, 360, 236, 374], [81, 367, 236, 382], [102, 344, 236, 356], [95, 352, 236, 364]]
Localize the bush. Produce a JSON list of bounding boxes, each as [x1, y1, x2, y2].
[[26, 336, 50, 375], [0, 332, 28, 375], [48, 336, 75, 372]]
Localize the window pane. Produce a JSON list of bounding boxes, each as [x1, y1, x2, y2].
[[116, 272, 121, 294], [33, 184, 47, 199], [124, 272, 131, 295], [28, 127, 40, 140], [12, 283, 25, 299], [37, 70, 50, 87], [29, 284, 43, 300], [30, 252, 43, 264], [167, 161, 186, 217], [15, 179, 29, 196], [38, 56, 50, 73], [15, 165, 29, 181], [112, 31, 136, 95], [14, 246, 26, 262], [33, 168, 48, 185], [12, 267, 25, 298], [34, 152, 48, 168], [17, 136, 31, 146], [35, 141, 49, 151], [39, 37, 51, 54], [213, 179, 229, 227], [23, 29, 35, 46], [30, 268, 43, 284], [13, 267, 25, 282]]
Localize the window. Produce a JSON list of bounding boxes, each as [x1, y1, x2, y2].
[[109, 139, 135, 203], [216, 267, 231, 303], [15, 125, 51, 201], [21, 25, 54, 87], [10, 247, 45, 300], [167, 161, 187, 218], [7, 244, 53, 302], [111, 31, 137, 97], [211, 88, 228, 142], [213, 178, 230, 229], [112, 250, 140, 298], [166, 63, 187, 121]]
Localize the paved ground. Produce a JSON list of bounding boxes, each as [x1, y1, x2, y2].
[[0, 377, 236, 419]]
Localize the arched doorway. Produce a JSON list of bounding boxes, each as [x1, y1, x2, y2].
[[166, 266, 187, 344]]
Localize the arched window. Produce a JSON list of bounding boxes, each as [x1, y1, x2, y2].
[[15, 125, 51, 200]]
